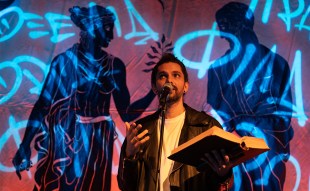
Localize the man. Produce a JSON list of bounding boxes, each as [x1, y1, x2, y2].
[[207, 2, 293, 190], [118, 53, 233, 191]]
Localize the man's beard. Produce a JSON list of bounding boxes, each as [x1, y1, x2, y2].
[[166, 89, 183, 105]]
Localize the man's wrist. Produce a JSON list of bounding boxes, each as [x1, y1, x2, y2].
[[125, 151, 136, 160]]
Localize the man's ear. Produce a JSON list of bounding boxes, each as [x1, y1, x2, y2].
[[184, 82, 189, 94]]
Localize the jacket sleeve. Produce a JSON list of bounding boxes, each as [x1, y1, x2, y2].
[[117, 138, 139, 191]]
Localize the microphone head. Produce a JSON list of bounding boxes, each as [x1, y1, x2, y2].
[[162, 83, 173, 93], [159, 83, 173, 107]]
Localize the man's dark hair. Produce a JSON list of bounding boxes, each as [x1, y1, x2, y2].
[[151, 53, 189, 86]]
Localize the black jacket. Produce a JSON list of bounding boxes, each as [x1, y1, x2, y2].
[[117, 104, 232, 191]]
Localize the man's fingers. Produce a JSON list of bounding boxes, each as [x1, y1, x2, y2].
[[220, 149, 230, 165], [133, 135, 150, 147], [139, 136, 150, 145], [125, 122, 137, 133], [125, 122, 147, 157], [130, 136, 139, 144], [133, 124, 142, 134], [126, 122, 143, 135], [137, 129, 148, 139], [131, 130, 149, 144], [125, 122, 131, 133], [126, 122, 138, 140], [212, 150, 223, 166], [129, 123, 136, 132], [131, 129, 149, 146], [204, 153, 216, 169]]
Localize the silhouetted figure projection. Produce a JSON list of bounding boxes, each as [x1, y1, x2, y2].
[[207, 2, 294, 191], [12, 5, 144, 191]]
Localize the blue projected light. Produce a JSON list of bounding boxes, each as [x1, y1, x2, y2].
[[295, 5, 310, 40], [123, 0, 159, 45], [228, 43, 256, 85], [261, 0, 273, 23], [289, 50, 307, 126], [0, 6, 76, 43], [244, 45, 276, 95], [248, 0, 273, 23], [26, 21, 44, 29], [1, 17, 10, 29], [287, 155, 301, 191], [106, 6, 122, 37], [0, 6, 24, 42], [254, 154, 282, 186], [278, 0, 305, 31], [0, 55, 49, 104], [0, 2, 159, 44], [174, 22, 241, 79], [0, 61, 23, 104], [45, 13, 74, 43]]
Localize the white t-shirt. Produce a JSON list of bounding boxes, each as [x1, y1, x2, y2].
[[158, 111, 185, 191]]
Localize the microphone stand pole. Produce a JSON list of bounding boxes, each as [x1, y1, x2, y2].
[[155, 95, 168, 191]]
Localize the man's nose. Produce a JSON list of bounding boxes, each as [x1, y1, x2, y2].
[[165, 76, 173, 84]]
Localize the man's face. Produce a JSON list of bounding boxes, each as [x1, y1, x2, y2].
[[152, 62, 189, 105]]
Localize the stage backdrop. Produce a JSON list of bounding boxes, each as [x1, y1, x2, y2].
[[0, 0, 309, 190]]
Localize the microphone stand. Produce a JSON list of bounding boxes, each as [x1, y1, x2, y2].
[[155, 94, 168, 191]]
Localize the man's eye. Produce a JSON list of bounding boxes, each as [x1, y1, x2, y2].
[[159, 75, 166, 79]]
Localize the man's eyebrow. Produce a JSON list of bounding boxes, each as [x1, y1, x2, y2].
[[171, 71, 182, 75], [157, 71, 167, 75]]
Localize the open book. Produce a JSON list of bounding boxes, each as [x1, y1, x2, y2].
[[168, 126, 270, 168]]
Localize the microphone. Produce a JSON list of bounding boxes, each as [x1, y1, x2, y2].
[[159, 83, 173, 106]]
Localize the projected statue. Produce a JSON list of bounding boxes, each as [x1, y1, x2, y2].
[[207, 2, 294, 191], [11, 5, 150, 191]]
